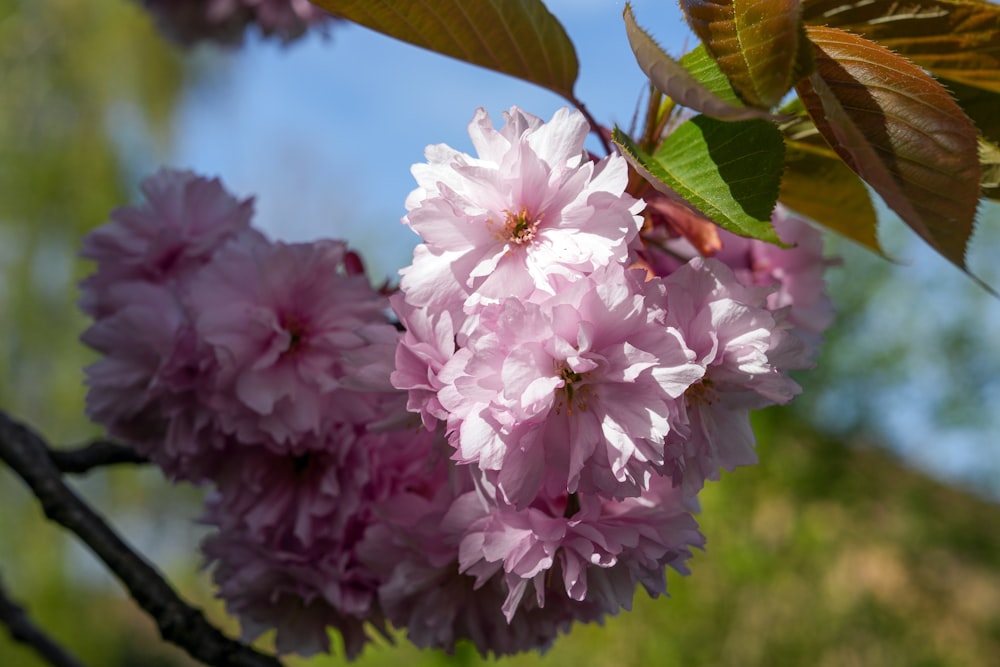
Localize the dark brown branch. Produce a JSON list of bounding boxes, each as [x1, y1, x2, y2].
[[0, 574, 87, 667], [48, 439, 148, 474], [0, 410, 283, 667]]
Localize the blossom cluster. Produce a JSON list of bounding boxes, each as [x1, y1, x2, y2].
[[80, 107, 832, 659], [140, 0, 333, 45], [79, 169, 411, 655], [391, 106, 829, 625]]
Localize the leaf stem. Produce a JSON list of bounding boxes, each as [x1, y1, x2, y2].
[[573, 98, 613, 156]]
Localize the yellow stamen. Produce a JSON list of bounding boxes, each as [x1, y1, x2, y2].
[[491, 206, 542, 247]]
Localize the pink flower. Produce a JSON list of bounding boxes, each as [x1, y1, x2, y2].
[[358, 445, 604, 658], [400, 107, 643, 312], [80, 169, 259, 318], [81, 280, 232, 480], [187, 238, 397, 447], [251, 0, 330, 39], [140, 0, 333, 45], [201, 519, 382, 658], [363, 531, 601, 657], [661, 257, 804, 490], [389, 294, 460, 430], [81, 168, 408, 487], [713, 206, 835, 355], [81, 282, 185, 446], [208, 425, 370, 549], [199, 397, 448, 658], [435, 264, 703, 506], [356, 438, 478, 651], [202, 420, 454, 657], [445, 474, 704, 625], [640, 204, 834, 360], [79, 170, 268, 479]]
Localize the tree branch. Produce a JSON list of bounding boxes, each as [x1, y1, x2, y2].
[[0, 574, 87, 667], [0, 410, 283, 667], [48, 439, 148, 474]]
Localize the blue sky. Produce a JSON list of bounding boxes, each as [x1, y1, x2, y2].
[[170, 1, 691, 276]]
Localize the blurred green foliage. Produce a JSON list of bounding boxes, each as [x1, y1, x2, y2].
[[0, 0, 182, 438], [0, 1, 195, 666], [2, 1, 999, 666]]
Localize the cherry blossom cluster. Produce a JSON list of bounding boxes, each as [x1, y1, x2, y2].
[[79, 169, 413, 656], [391, 106, 830, 633], [140, 0, 333, 45], [79, 107, 832, 660]]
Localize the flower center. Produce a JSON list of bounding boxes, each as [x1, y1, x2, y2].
[[685, 377, 720, 406], [500, 207, 541, 246], [563, 492, 581, 518], [291, 452, 312, 475], [555, 363, 591, 415], [280, 313, 307, 354]]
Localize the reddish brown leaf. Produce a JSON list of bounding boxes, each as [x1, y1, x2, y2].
[[623, 5, 774, 121], [796, 26, 981, 271], [680, 0, 805, 108], [802, 0, 1000, 93]]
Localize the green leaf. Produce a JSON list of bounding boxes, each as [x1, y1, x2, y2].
[[622, 4, 774, 121], [313, 0, 578, 99], [796, 26, 981, 274], [679, 45, 744, 106], [613, 117, 786, 244], [980, 136, 1000, 200], [679, 0, 805, 108], [802, 0, 1000, 93]]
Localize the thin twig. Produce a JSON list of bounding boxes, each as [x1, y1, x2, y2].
[[0, 574, 87, 667], [48, 439, 148, 474], [573, 98, 613, 156], [0, 410, 283, 667]]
